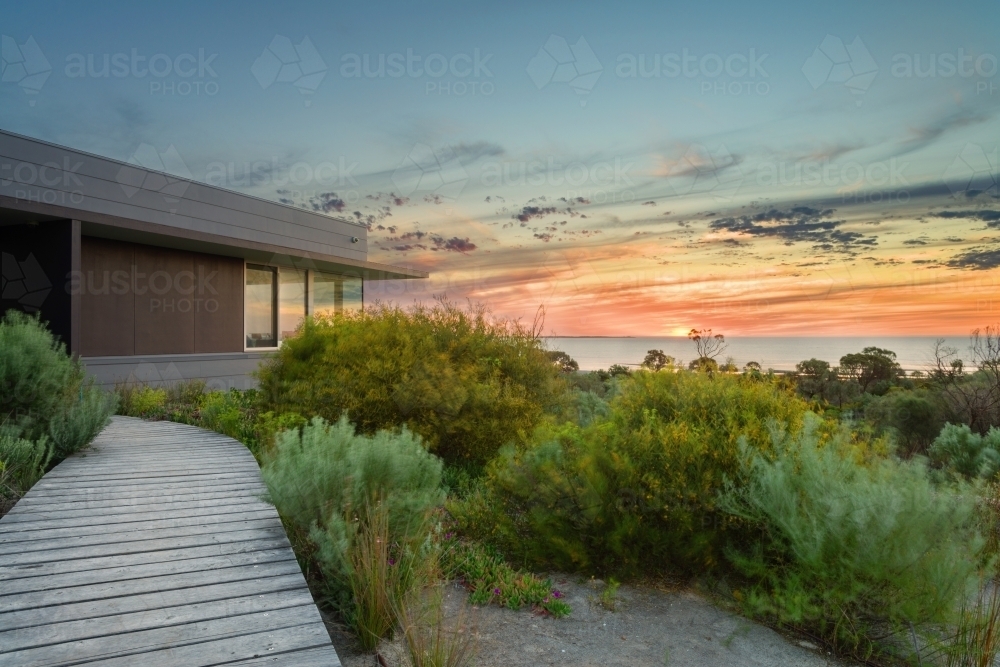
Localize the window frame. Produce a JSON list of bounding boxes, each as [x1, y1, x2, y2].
[[243, 261, 363, 351], [243, 263, 278, 350]]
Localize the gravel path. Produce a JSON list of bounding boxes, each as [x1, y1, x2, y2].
[[327, 576, 854, 667]]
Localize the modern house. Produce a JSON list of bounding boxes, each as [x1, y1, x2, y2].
[[0, 130, 426, 389]]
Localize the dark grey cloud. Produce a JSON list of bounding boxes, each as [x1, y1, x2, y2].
[[381, 230, 477, 253], [437, 237, 477, 252], [933, 210, 1000, 225], [307, 191, 346, 213], [514, 206, 557, 222], [708, 206, 877, 253], [945, 248, 1000, 270]]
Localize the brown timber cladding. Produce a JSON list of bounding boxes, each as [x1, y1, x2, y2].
[[80, 237, 243, 356]]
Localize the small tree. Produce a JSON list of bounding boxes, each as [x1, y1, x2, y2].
[[688, 328, 727, 360], [932, 329, 1000, 433], [546, 350, 579, 373], [688, 357, 720, 373], [794, 358, 860, 408], [641, 349, 674, 371], [839, 347, 901, 394], [608, 364, 633, 377]]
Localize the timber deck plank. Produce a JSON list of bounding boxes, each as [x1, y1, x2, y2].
[[0, 416, 341, 667]]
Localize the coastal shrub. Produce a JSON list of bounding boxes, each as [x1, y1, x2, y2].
[[0, 311, 114, 459], [47, 386, 117, 460], [0, 435, 52, 514], [721, 413, 983, 660], [256, 300, 566, 466], [397, 585, 477, 667], [261, 416, 444, 617], [347, 501, 421, 650], [862, 390, 944, 457], [116, 384, 167, 417], [565, 389, 611, 427], [929, 423, 1000, 480], [115, 380, 205, 424], [0, 311, 78, 433], [461, 370, 810, 575], [441, 539, 570, 617]]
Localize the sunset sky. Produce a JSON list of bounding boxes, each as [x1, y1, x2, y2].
[[3, 0, 998, 335]]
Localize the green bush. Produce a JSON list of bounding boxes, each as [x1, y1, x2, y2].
[[47, 386, 118, 460], [0, 311, 114, 459], [862, 390, 945, 457], [261, 416, 444, 615], [116, 385, 168, 417], [929, 423, 1000, 480], [198, 388, 303, 457], [0, 435, 52, 513], [441, 539, 570, 617], [256, 301, 567, 466], [460, 370, 810, 575], [721, 413, 983, 660]]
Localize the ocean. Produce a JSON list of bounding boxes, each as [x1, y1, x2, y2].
[[543, 336, 972, 372]]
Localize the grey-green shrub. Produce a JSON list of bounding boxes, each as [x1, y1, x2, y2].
[[0, 435, 52, 512], [47, 385, 117, 460], [1, 311, 76, 431], [261, 416, 444, 613], [0, 311, 115, 459], [721, 413, 983, 659], [929, 423, 1000, 479]]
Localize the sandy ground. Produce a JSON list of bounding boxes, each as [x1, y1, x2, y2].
[[325, 576, 853, 667]]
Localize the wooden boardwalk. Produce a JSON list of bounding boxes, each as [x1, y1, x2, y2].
[[0, 416, 342, 667]]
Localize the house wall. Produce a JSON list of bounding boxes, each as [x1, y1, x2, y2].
[[81, 351, 269, 391], [80, 237, 244, 357]]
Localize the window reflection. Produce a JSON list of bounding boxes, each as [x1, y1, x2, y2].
[[245, 265, 276, 348], [313, 271, 362, 316], [246, 265, 363, 348], [279, 268, 307, 341]]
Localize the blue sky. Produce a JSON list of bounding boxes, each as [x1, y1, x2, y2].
[[3, 0, 999, 334]]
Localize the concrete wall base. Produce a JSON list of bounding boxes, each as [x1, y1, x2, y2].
[[81, 351, 274, 391]]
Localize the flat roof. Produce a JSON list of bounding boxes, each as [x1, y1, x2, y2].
[[0, 129, 426, 280]]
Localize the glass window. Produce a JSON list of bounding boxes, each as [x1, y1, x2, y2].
[[279, 268, 307, 341], [245, 265, 276, 348], [342, 276, 363, 312], [312, 271, 363, 316]]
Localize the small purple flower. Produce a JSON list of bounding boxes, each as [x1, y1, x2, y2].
[[552, 590, 563, 598], [444, 532, 454, 540], [493, 588, 501, 596], [388, 558, 396, 566]]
